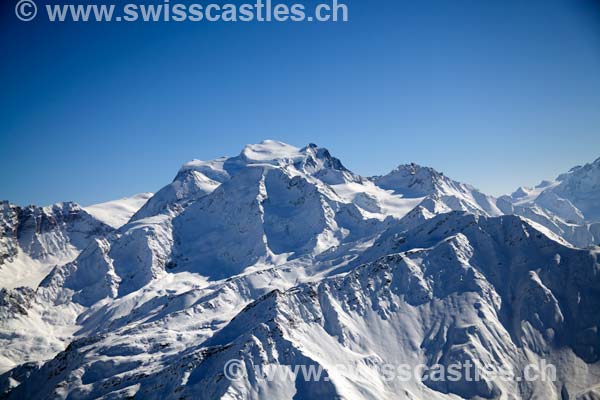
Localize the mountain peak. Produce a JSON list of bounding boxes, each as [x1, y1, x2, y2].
[[181, 140, 337, 171], [393, 162, 444, 177], [239, 140, 303, 164], [557, 156, 600, 181], [372, 163, 450, 197]]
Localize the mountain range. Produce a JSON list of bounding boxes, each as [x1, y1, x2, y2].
[[1, 140, 599, 399]]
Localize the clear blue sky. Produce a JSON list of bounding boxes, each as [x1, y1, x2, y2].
[[1, 0, 599, 206]]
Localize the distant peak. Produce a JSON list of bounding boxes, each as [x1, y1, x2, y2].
[[512, 186, 531, 198], [535, 180, 554, 189], [556, 156, 600, 182]]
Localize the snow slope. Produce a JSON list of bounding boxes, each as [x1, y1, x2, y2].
[[84, 192, 153, 229]]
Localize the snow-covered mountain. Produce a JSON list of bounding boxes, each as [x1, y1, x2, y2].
[[0, 202, 113, 290], [0, 141, 598, 400], [498, 157, 600, 248], [371, 163, 502, 218], [0, 196, 152, 373]]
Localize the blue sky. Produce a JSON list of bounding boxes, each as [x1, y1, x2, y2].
[[1, 0, 599, 206]]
